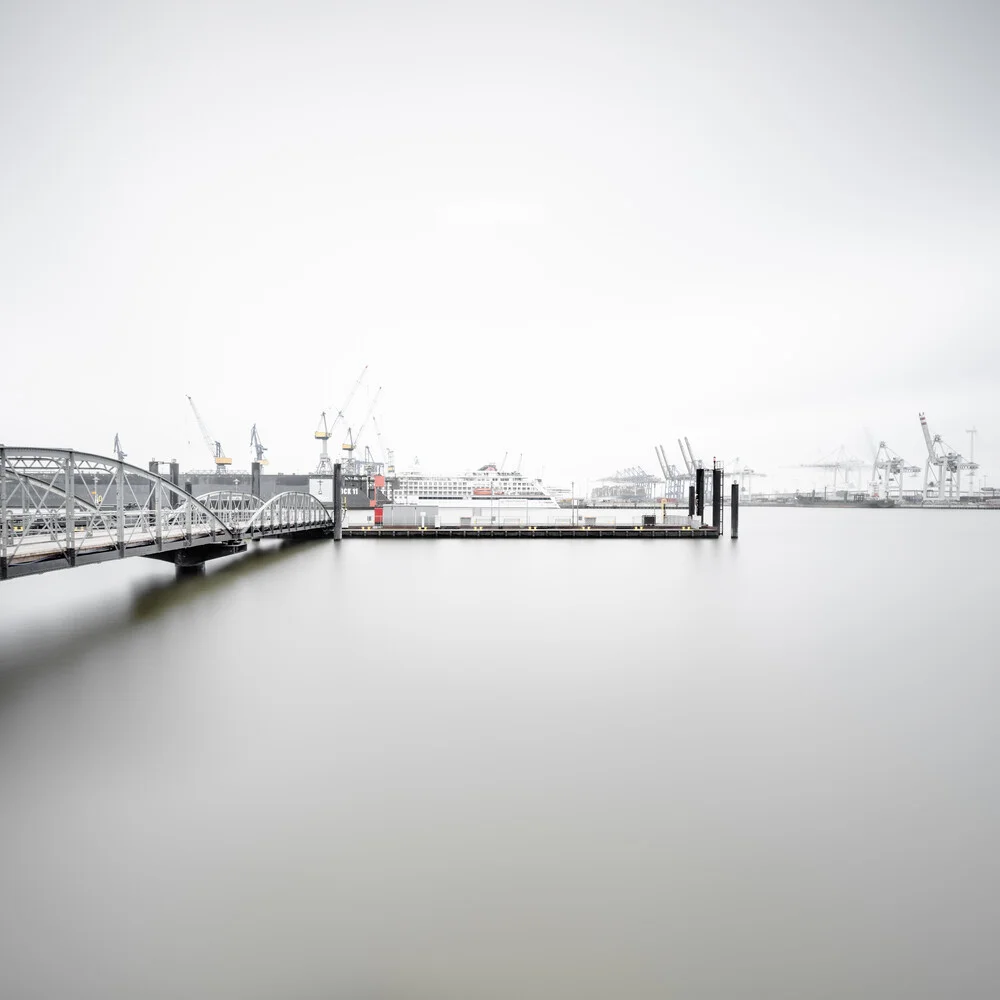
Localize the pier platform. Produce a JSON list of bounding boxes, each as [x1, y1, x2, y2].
[[343, 524, 721, 539]]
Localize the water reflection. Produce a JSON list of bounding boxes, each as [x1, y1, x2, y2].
[[1, 511, 998, 999], [0, 537, 329, 682]]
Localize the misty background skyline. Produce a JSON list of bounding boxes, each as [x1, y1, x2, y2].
[[2, 1, 997, 492]]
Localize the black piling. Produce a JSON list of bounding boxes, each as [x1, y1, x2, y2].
[[333, 462, 343, 541], [712, 466, 722, 532], [148, 460, 158, 475], [251, 461, 261, 501], [171, 461, 181, 508], [184, 479, 193, 496], [731, 482, 739, 540], [695, 468, 705, 520], [688, 485, 695, 517]]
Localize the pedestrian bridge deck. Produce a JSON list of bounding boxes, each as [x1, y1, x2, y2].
[[1, 448, 333, 580]]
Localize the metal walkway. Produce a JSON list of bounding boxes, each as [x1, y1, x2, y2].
[[0, 448, 334, 580]]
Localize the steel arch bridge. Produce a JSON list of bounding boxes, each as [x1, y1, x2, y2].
[[1, 448, 335, 581]]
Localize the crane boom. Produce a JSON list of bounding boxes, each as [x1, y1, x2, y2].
[[919, 412, 936, 458], [372, 414, 395, 474], [315, 366, 368, 474], [187, 395, 231, 467], [343, 387, 382, 455], [684, 437, 699, 470], [676, 439, 690, 475], [655, 445, 670, 481]]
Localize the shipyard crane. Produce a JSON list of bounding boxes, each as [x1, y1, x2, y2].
[[187, 395, 232, 468], [113, 433, 126, 462], [371, 414, 395, 474], [249, 424, 269, 465], [342, 386, 382, 472], [919, 413, 975, 503], [315, 365, 368, 475]]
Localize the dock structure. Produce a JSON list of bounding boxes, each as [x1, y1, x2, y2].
[[344, 523, 721, 539], [1, 448, 740, 583]]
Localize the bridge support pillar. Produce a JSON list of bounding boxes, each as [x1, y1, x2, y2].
[[171, 461, 181, 508], [333, 462, 343, 541], [251, 461, 261, 502], [176, 562, 205, 579]]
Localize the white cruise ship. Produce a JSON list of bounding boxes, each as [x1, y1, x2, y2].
[[387, 463, 559, 508]]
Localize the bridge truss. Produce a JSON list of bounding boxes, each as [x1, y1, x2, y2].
[[1, 448, 334, 581]]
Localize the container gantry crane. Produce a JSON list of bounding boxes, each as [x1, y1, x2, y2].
[[871, 441, 919, 501], [250, 424, 269, 465], [655, 444, 690, 503], [315, 366, 367, 475], [919, 413, 975, 503], [187, 395, 231, 468], [800, 446, 866, 492], [731, 465, 767, 501], [113, 433, 126, 462]]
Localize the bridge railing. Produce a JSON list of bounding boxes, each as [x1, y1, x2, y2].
[[243, 491, 334, 537], [196, 490, 265, 530], [1, 447, 237, 577]]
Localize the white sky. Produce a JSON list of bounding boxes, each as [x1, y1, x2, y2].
[[2, 0, 998, 491]]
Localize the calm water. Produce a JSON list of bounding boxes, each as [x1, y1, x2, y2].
[[1, 509, 998, 999]]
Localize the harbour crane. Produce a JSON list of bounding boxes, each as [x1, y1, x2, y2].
[[316, 365, 368, 475], [655, 444, 690, 503], [800, 446, 866, 491], [249, 424, 269, 465], [187, 395, 232, 468], [677, 437, 699, 475], [113, 433, 126, 462], [341, 386, 382, 472], [735, 467, 767, 501], [371, 414, 395, 474], [966, 427, 979, 493], [919, 413, 975, 503], [871, 441, 918, 501]]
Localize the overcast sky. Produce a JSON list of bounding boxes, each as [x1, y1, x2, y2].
[[2, 0, 997, 491]]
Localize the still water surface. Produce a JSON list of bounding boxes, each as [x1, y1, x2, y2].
[[1, 509, 998, 998]]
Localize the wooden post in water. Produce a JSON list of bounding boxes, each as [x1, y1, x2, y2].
[[688, 485, 695, 517], [333, 461, 343, 541], [731, 481, 739, 540]]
